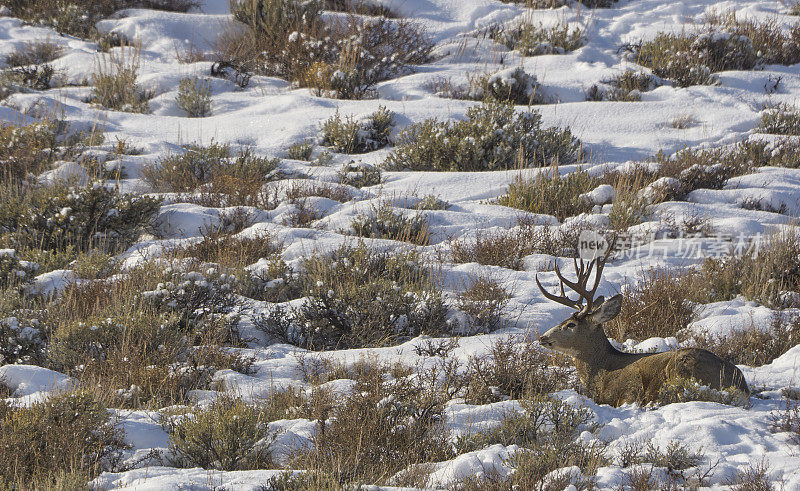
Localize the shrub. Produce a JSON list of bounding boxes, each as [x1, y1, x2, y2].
[[608, 173, 652, 230], [298, 373, 452, 484], [385, 101, 582, 171], [1, 0, 198, 38], [176, 76, 212, 117], [0, 120, 63, 183], [142, 142, 280, 196], [174, 229, 282, 270], [456, 275, 511, 334], [142, 264, 240, 343], [587, 70, 658, 102], [687, 230, 800, 307], [450, 222, 582, 270], [287, 141, 314, 160], [606, 268, 695, 342], [255, 244, 448, 349], [349, 202, 430, 245], [692, 313, 800, 367], [284, 180, 353, 202], [224, 0, 432, 99], [91, 46, 152, 113], [630, 32, 754, 87], [5, 39, 63, 67], [463, 395, 605, 489], [646, 142, 762, 197], [51, 309, 253, 409], [757, 103, 800, 135], [337, 161, 382, 187], [494, 167, 596, 221], [657, 376, 751, 407], [464, 338, 572, 404], [0, 182, 160, 255], [321, 106, 394, 154], [166, 395, 275, 471], [0, 391, 128, 487], [0, 249, 37, 289], [726, 461, 775, 491], [704, 11, 800, 66], [630, 15, 800, 88], [491, 21, 585, 56], [440, 68, 546, 105], [0, 314, 48, 366]]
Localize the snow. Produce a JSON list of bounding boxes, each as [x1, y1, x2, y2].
[[0, 364, 75, 403], [4, 0, 800, 487]]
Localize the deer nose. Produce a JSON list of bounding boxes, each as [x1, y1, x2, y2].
[[539, 334, 552, 347]]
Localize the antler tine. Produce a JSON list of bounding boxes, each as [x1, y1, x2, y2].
[[539, 234, 618, 314], [536, 274, 582, 311]]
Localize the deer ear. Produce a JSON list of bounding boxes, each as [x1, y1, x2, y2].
[[589, 294, 622, 324]]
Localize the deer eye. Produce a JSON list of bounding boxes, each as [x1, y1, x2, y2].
[[566, 322, 576, 329]]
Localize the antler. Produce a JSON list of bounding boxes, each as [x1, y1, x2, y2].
[[536, 235, 616, 317]]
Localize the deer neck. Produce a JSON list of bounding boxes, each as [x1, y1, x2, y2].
[[571, 328, 648, 383]]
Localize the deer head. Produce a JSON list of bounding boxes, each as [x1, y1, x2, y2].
[[536, 247, 621, 357]]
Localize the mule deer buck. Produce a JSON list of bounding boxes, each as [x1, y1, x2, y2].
[[536, 250, 749, 406]]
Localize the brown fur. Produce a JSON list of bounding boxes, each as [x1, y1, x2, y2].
[[540, 295, 750, 406]]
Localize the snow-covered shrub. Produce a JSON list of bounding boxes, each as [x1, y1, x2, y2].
[[464, 339, 572, 404], [1, 63, 56, 91], [0, 391, 128, 487], [142, 264, 240, 342], [0, 249, 38, 289], [463, 395, 605, 488], [298, 371, 452, 484], [450, 223, 582, 270], [50, 309, 253, 408], [283, 180, 354, 202], [174, 229, 283, 271], [630, 31, 758, 87], [321, 106, 394, 153], [0, 182, 160, 255], [256, 244, 447, 349], [685, 230, 800, 308], [240, 256, 301, 302], [461, 67, 546, 105], [586, 70, 659, 102], [704, 10, 800, 66], [435, 68, 547, 105], [4, 39, 63, 67], [0, 120, 61, 183], [0, 315, 47, 366], [606, 268, 695, 343], [726, 461, 776, 491], [142, 141, 279, 196], [657, 376, 751, 407], [286, 141, 314, 160], [349, 202, 430, 245], [1, 0, 198, 38], [647, 142, 760, 197], [491, 20, 585, 56], [494, 167, 596, 221], [607, 173, 652, 230], [692, 313, 800, 367], [176, 76, 212, 118], [337, 161, 382, 187], [91, 46, 152, 113], [757, 103, 800, 136], [456, 275, 510, 334], [224, 0, 432, 99], [165, 395, 275, 471], [386, 101, 582, 171]]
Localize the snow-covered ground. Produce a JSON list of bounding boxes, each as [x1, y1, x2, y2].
[[4, 0, 800, 488]]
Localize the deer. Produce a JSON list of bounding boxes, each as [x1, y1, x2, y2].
[[536, 249, 750, 407]]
